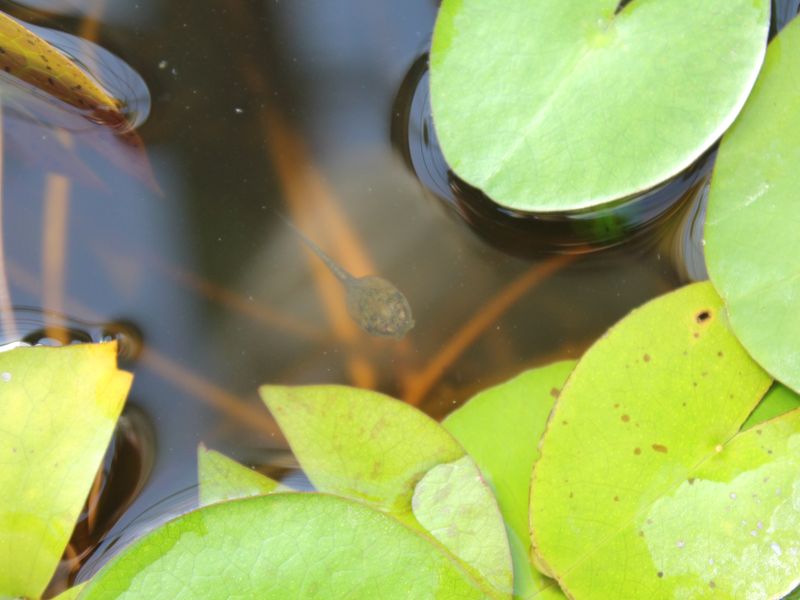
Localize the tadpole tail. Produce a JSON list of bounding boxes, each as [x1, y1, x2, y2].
[[273, 211, 353, 282]]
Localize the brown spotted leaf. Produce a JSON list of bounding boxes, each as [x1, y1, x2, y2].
[[530, 282, 800, 599], [0, 10, 124, 126]]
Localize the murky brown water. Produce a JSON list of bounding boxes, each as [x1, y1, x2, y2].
[[0, 0, 796, 593]]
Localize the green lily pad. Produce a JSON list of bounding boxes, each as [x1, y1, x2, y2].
[[529, 283, 800, 599], [78, 494, 488, 599], [197, 445, 284, 506], [0, 343, 132, 599], [260, 385, 512, 596], [443, 363, 576, 599], [743, 384, 800, 431], [412, 456, 512, 594], [430, 0, 769, 212], [705, 15, 800, 395]]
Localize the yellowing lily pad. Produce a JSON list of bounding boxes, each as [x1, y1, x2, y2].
[[0, 11, 124, 125], [443, 363, 576, 599], [705, 14, 800, 395], [0, 343, 132, 599], [529, 283, 800, 599], [79, 494, 488, 599], [260, 385, 512, 596], [430, 0, 769, 211]]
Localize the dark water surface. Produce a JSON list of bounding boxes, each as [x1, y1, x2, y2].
[[0, 0, 795, 592]]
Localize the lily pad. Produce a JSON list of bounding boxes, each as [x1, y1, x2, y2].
[[412, 456, 512, 595], [705, 14, 800, 394], [743, 384, 800, 430], [529, 283, 800, 599], [430, 0, 769, 211], [0, 343, 132, 599], [260, 385, 512, 596], [79, 494, 488, 599], [0, 11, 125, 125], [197, 445, 284, 506], [443, 363, 576, 599]]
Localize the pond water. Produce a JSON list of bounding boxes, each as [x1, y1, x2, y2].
[[0, 0, 795, 593]]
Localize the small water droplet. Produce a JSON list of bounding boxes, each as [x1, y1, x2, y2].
[[1, 372, 11, 382], [676, 540, 685, 549], [771, 542, 782, 556]]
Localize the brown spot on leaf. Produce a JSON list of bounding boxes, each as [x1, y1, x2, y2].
[[652, 444, 668, 453], [688, 478, 695, 485], [643, 353, 651, 362], [709, 581, 716, 589], [693, 332, 700, 338], [634, 447, 642, 455], [613, 496, 619, 502], [717, 351, 724, 357], [562, 420, 568, 426], [657, 572, 664, 578], [621, 414, 630, 422], [550, 387, 560, 399], [613, 403, 620, 409], [696, 310, 712, 323]]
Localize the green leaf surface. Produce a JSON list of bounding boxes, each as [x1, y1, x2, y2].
[[705, 15, 800, 394], [443, 362, 576, 599], [744, 384, 800, 431], [197, 445, 284, 506], [78, 494, 487, 600], [412, 456, 512, 595], [0, 343, 132, 599], [430, 0, 769, 212], [529, 283, 800, 599], [260, 384, 512, 596]]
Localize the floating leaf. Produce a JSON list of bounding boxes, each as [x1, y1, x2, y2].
[[412, 456, 512, 594], [430, 0, 769, 211], [529, 283, 800, 599], [260, 385, 512, 596], [705, 15, 800, 394], [743, 384, 800, 431], [197, 445, 284, 507], [79, 494, 488, 599], [0, 343, 132, 599], [443, 363, 576, 599], [0, 11, 125, 126]]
